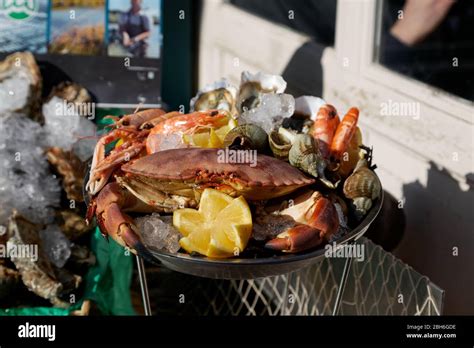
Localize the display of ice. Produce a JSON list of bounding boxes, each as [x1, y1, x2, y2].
[[39, 225, 72, 268], [135, 213, 182, 253], [0, 114, 61, 225], [43, 96, 97, 152], [239, 93, 295, 133]]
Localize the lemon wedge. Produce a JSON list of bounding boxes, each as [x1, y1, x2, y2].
[[182, 118, 237, 149], [174, 189, 252, 258]]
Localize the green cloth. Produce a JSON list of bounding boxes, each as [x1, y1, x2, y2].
[[82, 228, 136, 315]]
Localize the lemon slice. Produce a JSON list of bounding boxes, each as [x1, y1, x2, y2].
[[172, 209, 205, 237], [198, 189, 234, 221], [179, 228, 210, 256], [173, 188, 253, 258], [182, 118, 237, 148]]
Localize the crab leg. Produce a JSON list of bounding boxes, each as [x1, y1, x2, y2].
[[113, 108, 166, 128], [86, 182, 155, 254], [86, 128, 146, 195]]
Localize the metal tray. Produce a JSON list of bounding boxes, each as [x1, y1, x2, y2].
[[84, 161, 383, 280]]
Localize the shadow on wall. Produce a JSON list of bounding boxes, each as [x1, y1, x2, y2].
[[394, 162, 474, 315], [281, 41, 325, 98]]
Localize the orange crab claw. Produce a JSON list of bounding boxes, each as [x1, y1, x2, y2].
[[265, 193, 340, 253], [265, 224, 324, 253], [89, 182, 156, 260]]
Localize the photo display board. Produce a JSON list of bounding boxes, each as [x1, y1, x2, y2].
[[0, 0, 163, 106]]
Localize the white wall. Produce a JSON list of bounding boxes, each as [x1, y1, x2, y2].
[[197, 0, 474, 314]]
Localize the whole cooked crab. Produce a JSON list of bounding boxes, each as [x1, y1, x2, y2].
[[86, 109, 315, 254]]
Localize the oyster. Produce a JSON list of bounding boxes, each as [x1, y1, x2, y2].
[[0, 52, 42, 121], [59, 210, 93, 241], [46, 147, 87, 202], [190, 78, 237, 114], [236, 71, 287, 114], [46, 81, 92, 117], [294, 96, 326, 121], [7, 211, 79, 308]]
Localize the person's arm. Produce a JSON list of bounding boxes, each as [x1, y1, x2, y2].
[[390, 0, 455, 46], [131, 16, 150, 43], [118, 13, 132, 46]]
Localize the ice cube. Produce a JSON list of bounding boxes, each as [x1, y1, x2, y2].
[[72, 137, 97, 162], [43, 97, 97, 151], [0, 76, 30, 113], [240, 93, 295, 133], [135, 213, 182, 253], [0, 114, 61, 225], [39, 225, 72, 268]]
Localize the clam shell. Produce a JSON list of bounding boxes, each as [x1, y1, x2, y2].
[[294, 96, 326, 121], [223, 124, 269, 152], [190, 78, 238, 113], [343, 166, 381, 200]]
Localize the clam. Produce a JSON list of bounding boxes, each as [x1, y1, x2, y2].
[[190, 78, 238, 114], [343, 158, 381, 219], [289, 134, 338, 189], [223, 124, 269, 152], [268, 127, 296, 160], [236, 71, 287, 114]]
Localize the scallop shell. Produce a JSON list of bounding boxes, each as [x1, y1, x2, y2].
[[294, 96, 326, 121], [190, 78, 238, 114], [236, 71, 287, 114]]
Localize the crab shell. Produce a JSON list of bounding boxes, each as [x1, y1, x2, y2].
[[118, 148, 315, 202]]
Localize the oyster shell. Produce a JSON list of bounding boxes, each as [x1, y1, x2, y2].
[[46, 147, 87, 202], [0, 52, 42, 121], [294, 96, 326, 121], [190, 78, 238, 114], [46, 81, 92, 117], [7, 211, 65, 306], [236, 71, 287, 114]]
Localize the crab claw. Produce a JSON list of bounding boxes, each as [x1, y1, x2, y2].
[[265, 224, 323, 253], [265, 192, 340, 253], [90, 182, 156, 262]]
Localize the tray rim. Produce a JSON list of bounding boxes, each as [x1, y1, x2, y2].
[[84, 159, 384, 267], [148, 188, 383, 266]]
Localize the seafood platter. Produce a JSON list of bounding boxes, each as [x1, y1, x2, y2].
[[84, 71, 383, 279]]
